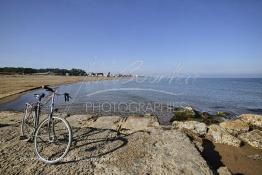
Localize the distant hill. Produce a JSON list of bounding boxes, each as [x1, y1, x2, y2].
[[0, 67, 87, 76]]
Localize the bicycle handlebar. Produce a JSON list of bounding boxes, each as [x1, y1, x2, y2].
[[42, 85, 55, 92], [42, 85, 71, 102], [64, 93, 71, 102]]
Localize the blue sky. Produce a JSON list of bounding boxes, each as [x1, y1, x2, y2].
[[0, 0, 262, 77]]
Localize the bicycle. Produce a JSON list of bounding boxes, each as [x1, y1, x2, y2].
[[20, 85, 72, 164]]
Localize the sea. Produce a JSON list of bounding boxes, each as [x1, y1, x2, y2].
[[1, 77, 261, 123]]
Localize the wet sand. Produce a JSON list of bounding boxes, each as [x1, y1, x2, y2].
[[214, 142, 262, 175], [201, 138, 262, 175]]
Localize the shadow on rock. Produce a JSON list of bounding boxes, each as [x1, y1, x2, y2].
[[59, 127, 148, 164], [201, 139, 224, 173], [0, 123, 10, 128]]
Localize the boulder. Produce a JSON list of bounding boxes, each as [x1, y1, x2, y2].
[[238, 129, 262, 149], [239, 114, 262, 128], [170, 106, 197, 122], [219, 119, 249, 135], [200, 112, 212, 119], [184, 106, 195, 112], [197, 112, 226, 125], [172, 121, 207, 136], [207, 124, 242, 147], [217, 166, 232, 175]]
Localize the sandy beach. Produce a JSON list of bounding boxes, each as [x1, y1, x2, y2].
[[0, 74, 118, 103]]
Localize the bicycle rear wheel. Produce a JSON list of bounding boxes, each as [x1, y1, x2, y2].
[[21, 104, 35, 141], [34, 116, 72, 164]]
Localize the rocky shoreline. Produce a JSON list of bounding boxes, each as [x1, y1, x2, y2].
[[0, 109, 261, 175], [171, 107, 261, 149], [171, 107, 262, 175]]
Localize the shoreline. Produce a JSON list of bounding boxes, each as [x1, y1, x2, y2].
[[0, 75, 121, 104], [0, 87, 42, 105], [1, 101, 262, 126]]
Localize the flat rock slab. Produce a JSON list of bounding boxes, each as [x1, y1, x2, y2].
[[77, 114, 160, 131], [81, 116, 122, 130], [93, 129, 213, 175], [120, 115, 160, 130], [0, 112, 213, 175]]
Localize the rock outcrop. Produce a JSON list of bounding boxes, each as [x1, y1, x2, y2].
[[172, 121, 207, 136], [207, 124, 242, 147], [0, 111, 214, 175], [170, 107, 226, 124], [219, 119, 249, 135], [93, 129, 213, 175], [216, 112, 231, 117], [2, 110, 262, 175], [79, 114, 160, 132], [170, 106, 197, 122], [239, 114, 262, 128], [238, 129, 262, 149]]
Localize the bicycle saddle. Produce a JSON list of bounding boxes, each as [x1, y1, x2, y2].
[[34, 93, 45, 101]]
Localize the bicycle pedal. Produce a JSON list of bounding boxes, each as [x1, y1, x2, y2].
[[72, 140, 77, 146], [19, 135, 33, 142], [19, 135, 28, 140], [26, 139, 33, 143]]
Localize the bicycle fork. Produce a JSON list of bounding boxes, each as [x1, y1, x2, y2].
[[48, 93, 56, 142], [48, 115, 57, 142]]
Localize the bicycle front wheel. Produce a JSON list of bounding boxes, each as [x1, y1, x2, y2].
[[34, 116, 72, 164]]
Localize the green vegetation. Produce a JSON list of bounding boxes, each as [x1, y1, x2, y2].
[[216, 111, 230, 117], [0, 67, 87, 76], [170, 107, 197, 122]]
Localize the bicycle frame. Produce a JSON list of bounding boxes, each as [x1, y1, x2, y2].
[[27, 90, 56, 141], [27, 86, 70, 143], [48, 91, 56, 142], [34, 102, 41, 131]]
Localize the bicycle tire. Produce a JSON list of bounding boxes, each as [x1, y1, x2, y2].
[[21, 105, 34, 141], [34, 116, 72, 164]]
